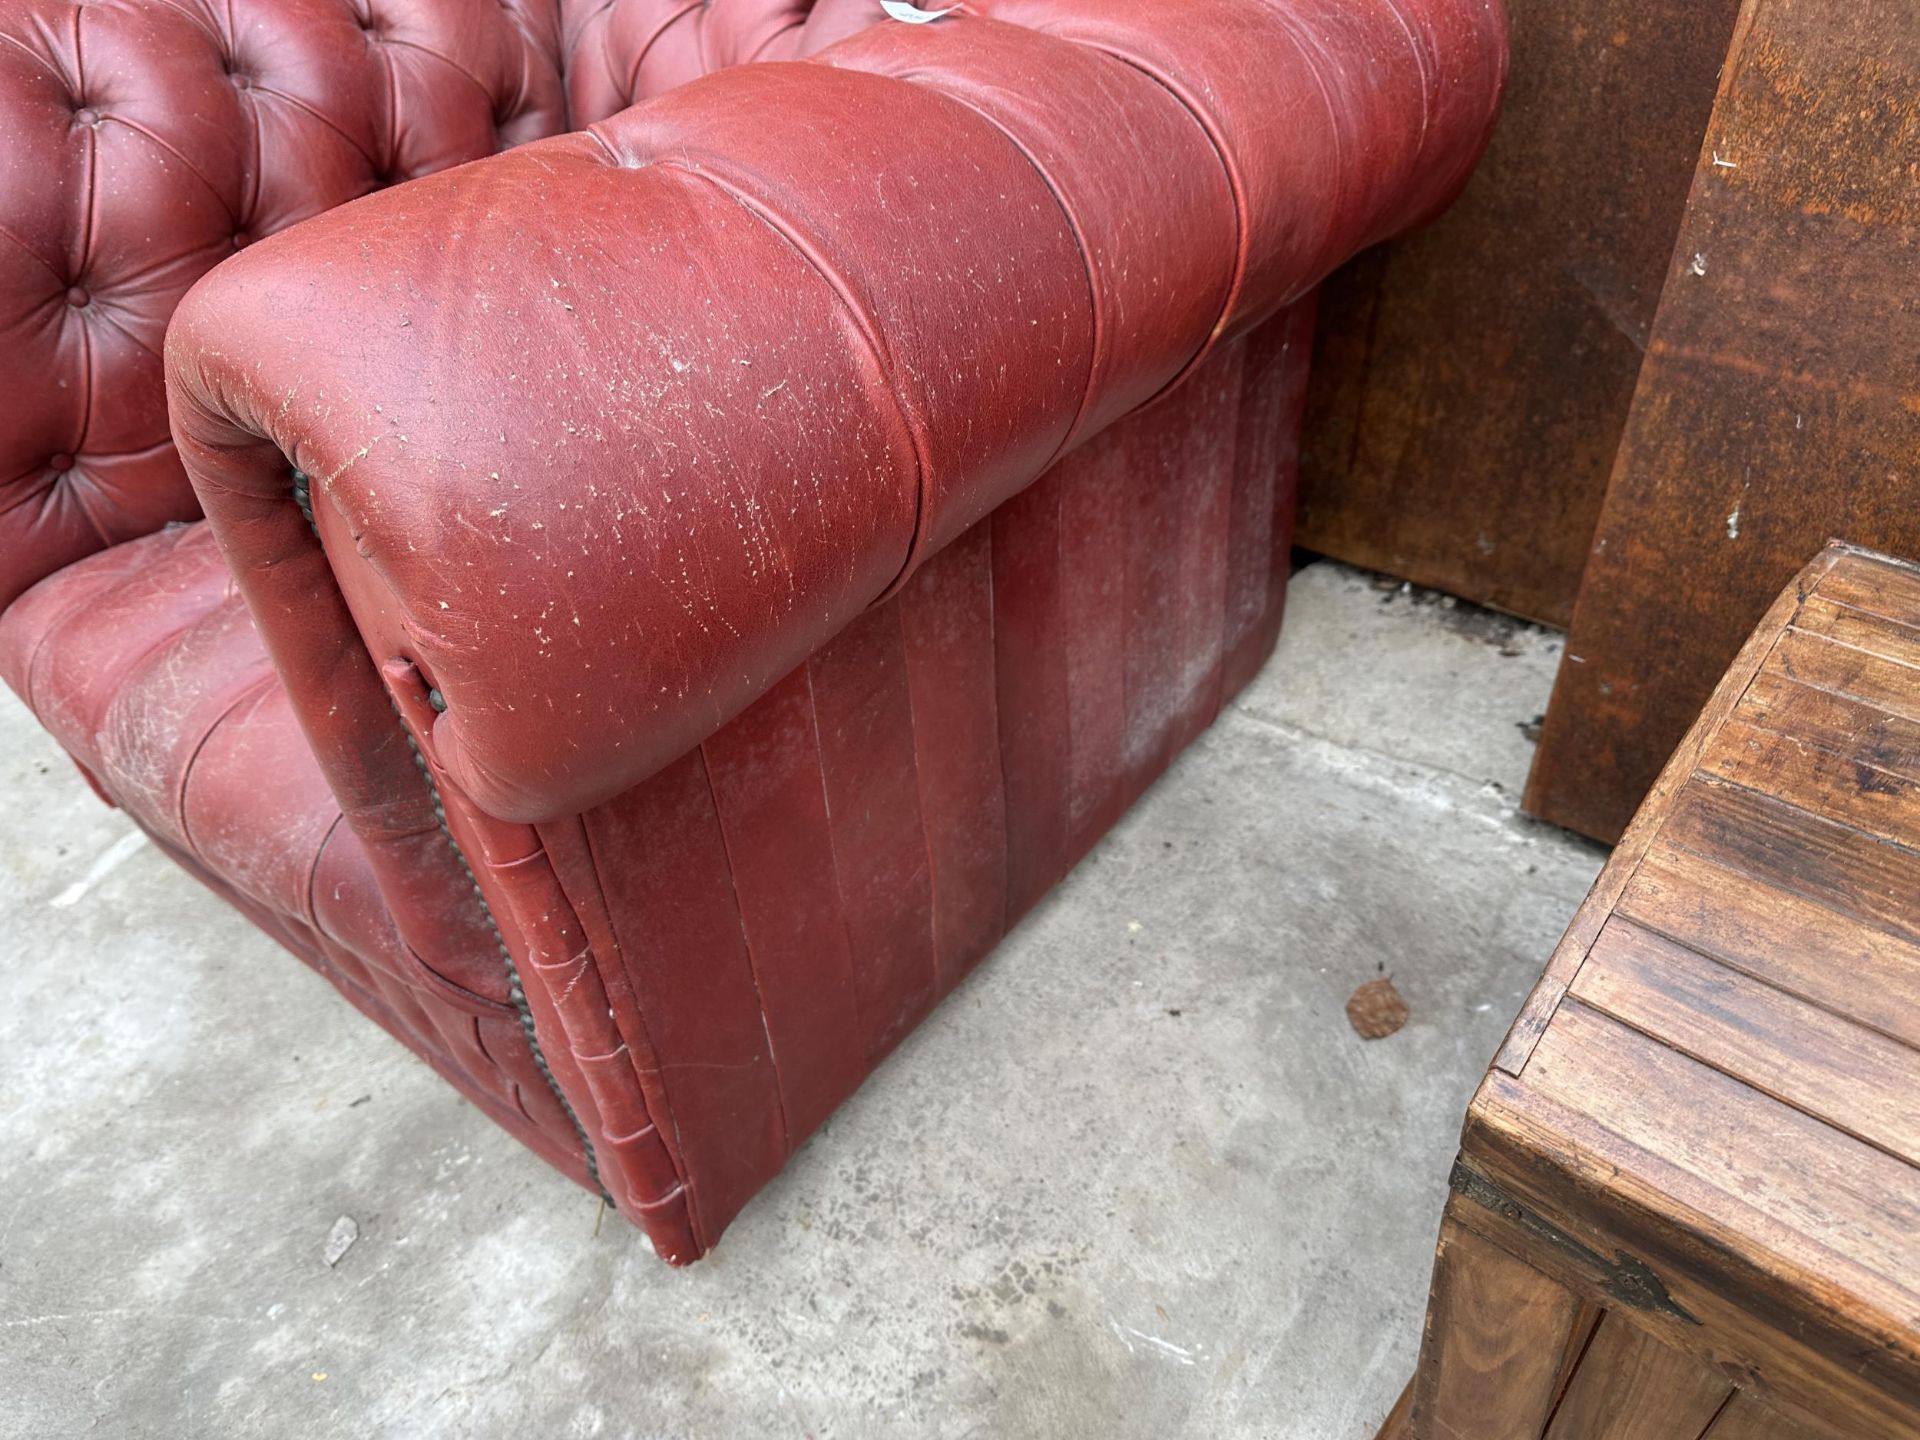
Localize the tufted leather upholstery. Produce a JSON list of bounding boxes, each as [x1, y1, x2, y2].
[[0, 522, 601, 1180], [2, 317, 1308, 1256], [5, 0, 1504, 1260], [560, 0, 857, 121], [0, 0, 865, 613], [149, 0, 1506, 1259], [0, 0, 872, 1231]]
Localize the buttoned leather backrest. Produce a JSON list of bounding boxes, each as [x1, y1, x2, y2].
[[0, 0, 565, 612], [0, 0, 861, 614]]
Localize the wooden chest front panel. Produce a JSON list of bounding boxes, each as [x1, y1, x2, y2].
[[1431, 545, 1920, 1440]]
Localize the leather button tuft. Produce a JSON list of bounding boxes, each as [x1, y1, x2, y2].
[[49, 453, 74, 473], [66, 286, 89, 309], [230, 72, 253, 90], [232, 230, 250, 249], [72, 106, 100, 126]]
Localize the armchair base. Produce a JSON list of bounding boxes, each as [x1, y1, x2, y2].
[[2, 304, 1310, 1260]]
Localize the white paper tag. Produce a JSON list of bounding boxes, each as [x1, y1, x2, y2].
[[880, 1, 959, 22]]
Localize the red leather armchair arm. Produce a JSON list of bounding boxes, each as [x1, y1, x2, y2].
[[167, 0, 1506, 826]]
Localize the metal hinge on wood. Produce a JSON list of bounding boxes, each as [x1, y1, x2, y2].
[[1449, 1160, 1702, 1326]]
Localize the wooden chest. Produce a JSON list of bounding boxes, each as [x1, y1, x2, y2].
[[1387, 543, 1920, 1439]]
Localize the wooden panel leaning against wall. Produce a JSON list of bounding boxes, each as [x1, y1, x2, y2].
[[1525, 0, 1920, 843], [1295, 0, 1741, 628]]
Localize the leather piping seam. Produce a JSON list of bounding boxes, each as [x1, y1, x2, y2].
[[622, 0, 703, 104], [891, 600, 946, 1027], [571, 811, 703, 1239], [172, 666, 278, 874], [746, 17, 804, 65], [1261, 4, 1351, 280], [695, 741, 795, 1159], [801, 659, 875, 1055], [304, 812, 347, 938], [291, 467, 609, 1201], [1375, 0, 1434, 160], [400, 721, 609, 1201]]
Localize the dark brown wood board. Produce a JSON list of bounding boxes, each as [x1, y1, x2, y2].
[[1541, 1311, 1730, 1439], [1391, 546, 1920, 1440], [1296, 0, 1741, 626], [1525, 0, 1920, 841]]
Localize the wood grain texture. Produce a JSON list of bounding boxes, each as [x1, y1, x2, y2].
[[1513, 1003, 1920, 1340], [1701, 1392, 1821, 1440], [1527, 0, 1920, 839], [1408, 548, 1920, 1440], [1438, 1160, 1882, 1440], [1295, 0, 1740, 625], [1543, 1311, 1731, 1440], [1570, 921, 1920, 1164], [1491, 547, 1840, 1077], [1414, 1204, 1584, 1440], [1615, 834, 1920, 1050]]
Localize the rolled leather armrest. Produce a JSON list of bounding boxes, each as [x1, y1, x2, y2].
[[167, 0, 1506, 824]]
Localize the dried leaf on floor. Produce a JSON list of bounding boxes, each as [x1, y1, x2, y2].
[[1346, 977, 1410, 1040]]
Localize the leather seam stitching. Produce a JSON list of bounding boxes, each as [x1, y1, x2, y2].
[[804, 657, 876, 1059], [292, 468, 609, 1195], [173, 666, 278, 872], [400, 721, 611, 1199], [1071, 43, 1248, 386], [894, 598, 946, 1011], [572, 811, 698, 1228]]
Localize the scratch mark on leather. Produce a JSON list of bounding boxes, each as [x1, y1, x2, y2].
[[324, 434, 385, 487]]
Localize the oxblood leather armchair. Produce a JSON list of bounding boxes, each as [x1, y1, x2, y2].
[[1, 0, 1506, 1262]]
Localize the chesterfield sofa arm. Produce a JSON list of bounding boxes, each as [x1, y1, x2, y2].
[[168, 0, 1505, 824], [155, 0, 1504, 1260]]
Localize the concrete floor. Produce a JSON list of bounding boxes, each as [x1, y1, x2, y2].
[[0, 562, 1607, 1440]]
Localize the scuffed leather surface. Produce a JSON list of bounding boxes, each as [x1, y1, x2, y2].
[[0, 0, 862, 615], [0, 0, 886, 1202], [5, 0, 1505, 1260], [0, 524, 597, 1181], [162, 0, 1503, 1263], [521, 314, 1313, 1255], [166, 0, 1507, 824]]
